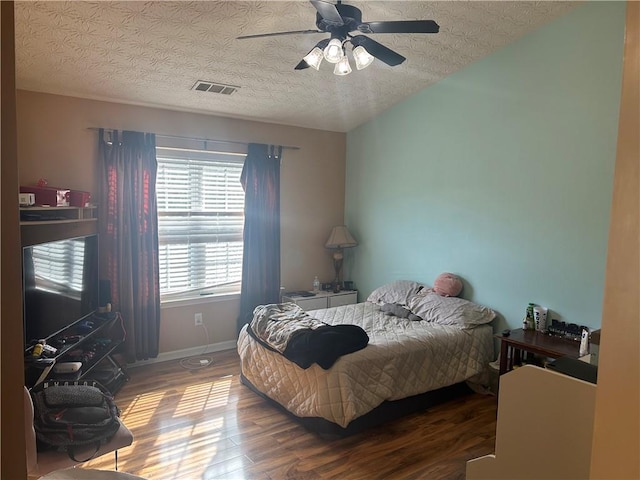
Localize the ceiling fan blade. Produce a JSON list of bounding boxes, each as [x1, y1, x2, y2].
[[237, 29, 322, 40], [295, 38, 330, 70], [359, 20, 440, 34], [350, 35, 405, 67], [310, 0, 344, 25]]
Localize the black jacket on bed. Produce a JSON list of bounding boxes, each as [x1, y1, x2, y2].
[[247, 323, 369, 370], [283, 324, 369, 369]]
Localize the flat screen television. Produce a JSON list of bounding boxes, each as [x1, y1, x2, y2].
[[22, 234, 99, 346]]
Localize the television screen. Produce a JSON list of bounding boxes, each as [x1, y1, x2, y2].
[[22, 234, 99, 346]]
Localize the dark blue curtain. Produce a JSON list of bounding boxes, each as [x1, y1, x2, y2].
[[238, 143, 282, 333], [98, 129, 161, 361]]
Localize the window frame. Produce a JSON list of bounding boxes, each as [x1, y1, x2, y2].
[[155, 140, 247, 303]]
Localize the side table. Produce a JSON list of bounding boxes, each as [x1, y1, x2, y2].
[[495, 328, 581, 375], [281, 290, 357, 311]]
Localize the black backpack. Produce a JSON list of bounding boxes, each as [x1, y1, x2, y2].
[[30, 380, 121, 462]]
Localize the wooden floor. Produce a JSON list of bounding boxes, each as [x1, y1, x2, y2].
[[82, 349, 497, 479]]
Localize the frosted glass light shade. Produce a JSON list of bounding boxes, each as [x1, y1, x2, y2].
[[333, 55, 352, 76], [303, 47, 323, 70], [353, 45, 374, 70], [323, 38, 343, 63]]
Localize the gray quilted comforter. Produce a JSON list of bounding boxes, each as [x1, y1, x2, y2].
[[237, 301, 493, 427]]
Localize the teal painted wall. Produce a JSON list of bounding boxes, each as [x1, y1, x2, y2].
[[345, 2, 626, 331]]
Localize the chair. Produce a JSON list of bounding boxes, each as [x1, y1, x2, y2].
[[25, 387, 134, 479]]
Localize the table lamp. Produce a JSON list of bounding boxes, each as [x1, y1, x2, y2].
[[325, 225, 358, 292]]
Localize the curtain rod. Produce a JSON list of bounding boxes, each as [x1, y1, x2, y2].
[[87, 127, 300, 151]]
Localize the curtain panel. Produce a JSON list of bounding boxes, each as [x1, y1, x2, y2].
[[238, 143, 282, 333], [98, 129, 161, 361]]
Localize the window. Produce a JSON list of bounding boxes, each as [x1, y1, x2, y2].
[[156, 142, 246, 301]]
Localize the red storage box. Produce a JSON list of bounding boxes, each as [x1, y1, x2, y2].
[[69, 190, 91, 207], [20, 186, 70, 207]]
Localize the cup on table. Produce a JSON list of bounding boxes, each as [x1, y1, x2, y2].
[[533, 306, 548, 332]]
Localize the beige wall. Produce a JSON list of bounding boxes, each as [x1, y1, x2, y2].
[[16, 90, 346, 354], [159, 298, 240, 353], [590, 2, 639, 478]]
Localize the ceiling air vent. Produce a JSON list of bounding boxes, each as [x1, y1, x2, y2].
[[191, 80, 239, 95]]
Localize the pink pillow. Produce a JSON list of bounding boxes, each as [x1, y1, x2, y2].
[[433, 273, 463, 297]]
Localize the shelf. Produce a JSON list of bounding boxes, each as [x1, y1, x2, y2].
[[20, 206, 97, 224], [21, 218, 97, 226], [25, 311, 128, 394], [89, 356, 129, 393], [80, 339, 124, 378], [20, 212, 98, 246]]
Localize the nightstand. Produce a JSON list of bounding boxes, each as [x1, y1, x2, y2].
[[281, 290, 358, 311]]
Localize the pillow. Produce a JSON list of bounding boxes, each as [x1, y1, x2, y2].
[[366, 280, 424, 306], [433, 272, 463, 297], [407, 290, 496, 328]]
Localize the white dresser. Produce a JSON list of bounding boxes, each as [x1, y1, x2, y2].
[[281, 290, 357, 311]]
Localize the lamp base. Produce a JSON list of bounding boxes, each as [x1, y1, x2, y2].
[[332, 251, 344, 294]]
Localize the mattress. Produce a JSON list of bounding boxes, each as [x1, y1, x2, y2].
[[237, 301, 494, 428]]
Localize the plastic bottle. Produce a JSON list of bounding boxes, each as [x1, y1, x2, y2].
[[579, 328, 590, 356], [313, 275, 320, 293], [524, 303, 536, 330], [32, 340, 45, 357]]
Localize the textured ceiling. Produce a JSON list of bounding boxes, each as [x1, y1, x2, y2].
[[15, 1, 578, 132]]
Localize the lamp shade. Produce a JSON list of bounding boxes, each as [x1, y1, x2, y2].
[[353, 45, 374, 70], [323, 38, 343, 63], [333, 55, 352, 76], [325, 225, 358, 249], [303, 47, 323, 70]]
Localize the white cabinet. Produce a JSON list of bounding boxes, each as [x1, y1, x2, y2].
[[328, 293, 356, 308], [281, 291, 357, 311], [285, 295, 327, 311]]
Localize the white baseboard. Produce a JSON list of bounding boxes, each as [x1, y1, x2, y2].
[[127, 340, 237, 368]]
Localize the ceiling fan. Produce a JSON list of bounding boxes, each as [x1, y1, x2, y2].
[[236, 0, 439, 75]]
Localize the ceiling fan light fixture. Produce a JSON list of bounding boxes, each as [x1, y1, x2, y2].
[[353, 45, 374, 70], [324, 38, 343, 64], [303, 47, 324, 70], [237, 3, 440, 74], [334, 55, 352, 76]]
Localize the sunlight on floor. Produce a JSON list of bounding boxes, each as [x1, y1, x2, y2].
[[151, 419, 224, 452], [174, 377, 233, 417], [147, 422, 225, 478], [82, 376, 236, 479], [119, 390, 164, 429]]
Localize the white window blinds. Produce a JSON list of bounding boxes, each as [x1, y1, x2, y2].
[[156, 145, 246, 301]]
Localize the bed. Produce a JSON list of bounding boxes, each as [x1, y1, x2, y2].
[[237, 281, 495, 436]]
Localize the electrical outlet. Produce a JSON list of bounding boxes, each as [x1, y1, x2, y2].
[[194, 313, 203, 326]]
